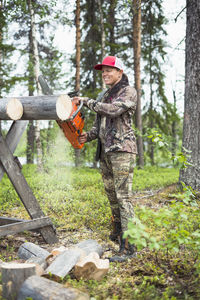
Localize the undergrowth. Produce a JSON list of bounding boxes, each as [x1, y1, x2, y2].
[[2, 165, 200, 299]]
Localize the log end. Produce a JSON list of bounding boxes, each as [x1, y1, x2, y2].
[[56, 94, 72, 121], [6, 98, 23, 120], [74, 252, 109, 281]]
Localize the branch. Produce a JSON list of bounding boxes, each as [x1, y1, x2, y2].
[[174, 6, 186, 23]]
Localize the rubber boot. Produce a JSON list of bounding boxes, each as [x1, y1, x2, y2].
[[109, 233, 136, 262], [109, 216, 122, 243]]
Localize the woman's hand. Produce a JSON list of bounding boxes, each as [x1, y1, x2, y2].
[[78, 132, 87, 144], [73, 97, 81, 106], [72, 96, 89, 106]]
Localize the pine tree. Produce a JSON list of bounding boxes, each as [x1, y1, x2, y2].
[[179, 0, 200, 190], [132, 0, 144, 167]]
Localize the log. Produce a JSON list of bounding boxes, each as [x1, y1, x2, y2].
[[0, 94, 72, 120], [0, 120, 28, 181], [74, 252, 109, 281], [26, 257, 48, 271], [1, 262, 36, 300], [17, 275, 89, 300], [44, 239, 103, 280], [18, 242, 50, 260]]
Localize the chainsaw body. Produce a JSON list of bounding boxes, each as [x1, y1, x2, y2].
[[38, 75, 84, 149], [57, 102, 84, 149]]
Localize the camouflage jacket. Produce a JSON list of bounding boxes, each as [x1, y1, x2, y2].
[[85, 79, 138, 154]]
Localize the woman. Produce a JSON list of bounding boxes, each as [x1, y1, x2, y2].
[[73, 56, 138, 261]]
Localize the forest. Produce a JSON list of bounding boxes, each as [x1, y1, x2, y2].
[[0, 0, 200, 299]]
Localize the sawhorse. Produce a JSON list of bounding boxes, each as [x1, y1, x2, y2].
[[0, 122, 58, 244]]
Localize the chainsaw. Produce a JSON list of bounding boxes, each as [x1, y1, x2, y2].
[[38, 75, 84, 149]]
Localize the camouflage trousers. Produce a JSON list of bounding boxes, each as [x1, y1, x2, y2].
[[100, 151, 136, 232]]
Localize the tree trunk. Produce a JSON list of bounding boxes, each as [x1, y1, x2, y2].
[[171, 89, 177, 161], [98, 0, 106, 90], [108, 0, 116, 54], [74, 0, 81, 167], [27, 121, 35, 163], [132, 0, 144, 167], [179, 0, 200, 190], [28, 0, 43, 170], [0, 1, 3, 132], [75, 0, 81, 93], [149, 38, 154, 165], [27, 27, 35, 164]]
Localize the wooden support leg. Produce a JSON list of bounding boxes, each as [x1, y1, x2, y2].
[[0, 120, 28, 181], [0, 131, 58, 244]]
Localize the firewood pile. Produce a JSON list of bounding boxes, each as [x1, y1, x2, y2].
[[0, 239, 109, 300]]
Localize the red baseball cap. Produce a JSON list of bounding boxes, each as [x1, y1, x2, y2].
[[94, 56, 124, 71]]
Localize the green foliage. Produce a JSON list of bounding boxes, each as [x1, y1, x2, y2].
[[125, 194, 200, 256], [0, 165, 178, 228], [1, 165, 200, 298]]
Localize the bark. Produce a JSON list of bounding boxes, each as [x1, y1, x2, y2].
[[75, 0, 81, 92], [98, 0, 106, 89], [18, 242, 50, 260], [132, 0, 144, 167], [0, 94, 72, 120], [17, 275, 89, 300], [0, 1, 3, 132], [171, 89, 177, 159], [179, 0, 200, 190], [27, 27, 35, 164], [149, 35, 154, 165], [108, 0, 116, 54], [2, 263, 36, 299], [27, 121, 35, 163]]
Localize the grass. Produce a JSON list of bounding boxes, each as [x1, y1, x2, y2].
[[0, 165, 179, 232], [3, 165, 200, 299]]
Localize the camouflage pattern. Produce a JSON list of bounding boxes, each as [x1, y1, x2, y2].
[[100, 151, 136, 232], [86, 85, 137, 154], [84, 77, 137, 232]]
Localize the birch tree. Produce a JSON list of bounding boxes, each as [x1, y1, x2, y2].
[[27, 0, 43, 170]]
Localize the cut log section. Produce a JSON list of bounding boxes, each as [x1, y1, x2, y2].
[[56, 94, 73, 121], [6, 98, 23, 120], [18, 242, 50, 260], [1, 262, 36, 300], [0, 94, 73, 120], [44, 239, 104, 280], [17, 275, 89, 300], [74, 252, 109, 281]]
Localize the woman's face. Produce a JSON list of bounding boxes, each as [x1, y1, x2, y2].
[[102, 66, 123, 87]]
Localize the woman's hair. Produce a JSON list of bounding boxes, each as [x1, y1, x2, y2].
[[122, 73, 129, 84]]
